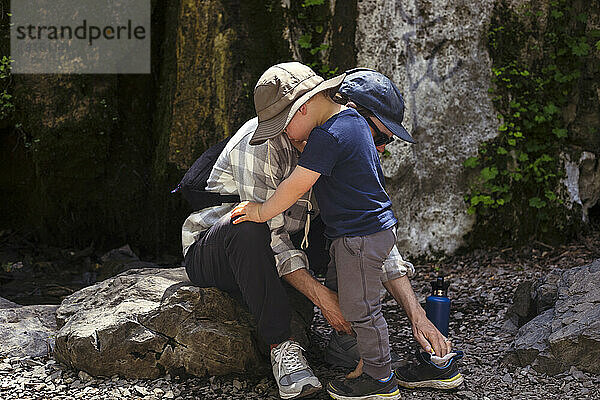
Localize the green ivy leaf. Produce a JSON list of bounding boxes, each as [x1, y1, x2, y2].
[[497, 147, 508, 155], [298, 34, 312, 48], [529, 197, 547, 208], [551, 10, 563, 19], [507, 138, 517, 146], [552, 127, 568, 138], [545, 190, 557, 201], [302, 0, 325, 6], [315, 25, 323, 34], [481, 166, 499, 181], [463, 156, 479, 168], [518, 152, 529, 162], [571, 41, 589, 56], [543, 103, 558, 115]]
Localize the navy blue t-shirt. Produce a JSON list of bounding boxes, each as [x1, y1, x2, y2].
[[298, 108, 397, 239]]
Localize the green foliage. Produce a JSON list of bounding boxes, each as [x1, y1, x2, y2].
[[293, 0, 337, 77], [467, 0, 593, 242], [0, 55, 14, 121]]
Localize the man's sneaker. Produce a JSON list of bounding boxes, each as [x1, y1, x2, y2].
[[394, 351, 464, 390], [325, 331, 403, 369], [327, 373, 401, 400], [271, 340, 322, 399]]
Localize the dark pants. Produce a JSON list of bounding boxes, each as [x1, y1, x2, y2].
[[185, 214, 292, 345]]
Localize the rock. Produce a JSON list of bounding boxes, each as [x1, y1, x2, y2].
[[0, 302, 58, 358], [100, 244, 140, 264], [97, 245, 161, 281], [506, 269, 561, 328], [548, 261, 600, 374], [509, 260, 600, 375], [54, 267, 265, 379], [0, 297, 20, 309], [355, 0, 499, 256]]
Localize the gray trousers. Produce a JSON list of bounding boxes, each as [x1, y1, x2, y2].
[[329, 228, 396, 380]]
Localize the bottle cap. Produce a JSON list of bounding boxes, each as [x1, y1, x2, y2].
[[430, 276, 450, 297]]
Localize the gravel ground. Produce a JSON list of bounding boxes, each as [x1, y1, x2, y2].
[[1, 231, 599, 400]]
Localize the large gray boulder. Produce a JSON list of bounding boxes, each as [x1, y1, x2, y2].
[[355, 0, 499, 256], [509, 259, 600, 374], [54, 268, 266, 379], [0, 298, 59, 358], [353, 0, 599, 256]]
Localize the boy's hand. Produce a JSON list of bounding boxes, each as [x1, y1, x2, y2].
[[231, 201, 265, 224]]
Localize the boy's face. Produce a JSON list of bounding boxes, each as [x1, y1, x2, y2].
[[368, 117, 395, 153], [283, 104, 312, 142]]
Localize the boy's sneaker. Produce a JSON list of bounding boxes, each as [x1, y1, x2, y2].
[[327, 373, 401, 400], [271, 340, 322, 399], [394, 351, 464, 390], [325, 331, 402, 369]]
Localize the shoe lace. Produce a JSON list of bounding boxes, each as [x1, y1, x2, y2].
[[274, 341, 307, 377]]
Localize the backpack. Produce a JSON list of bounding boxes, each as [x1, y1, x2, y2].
[[171, 136, 241, 211]]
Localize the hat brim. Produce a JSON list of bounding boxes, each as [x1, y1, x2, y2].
[[373, 110, 416, 144], [250, 73, 346, 145]]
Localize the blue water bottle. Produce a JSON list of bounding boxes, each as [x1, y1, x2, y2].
[[425, 276, 451, 337]]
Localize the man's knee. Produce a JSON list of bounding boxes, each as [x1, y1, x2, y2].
[[225, 220, 270, 247]]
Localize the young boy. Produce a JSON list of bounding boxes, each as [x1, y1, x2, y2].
[[232, 62, 401, 400]]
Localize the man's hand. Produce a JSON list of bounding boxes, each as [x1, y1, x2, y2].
[[384, 275, 451, 357], [283, 269, 352, 335], [318, 286, 353, 335], [411, 314, 451, 357], [231, 201, 265, 224]]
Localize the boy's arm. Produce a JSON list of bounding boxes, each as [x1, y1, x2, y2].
[[231, 165, 320, 224]]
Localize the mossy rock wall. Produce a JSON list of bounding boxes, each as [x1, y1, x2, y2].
[[0, 1, 290, 255]]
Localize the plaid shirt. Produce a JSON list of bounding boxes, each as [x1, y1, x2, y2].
[[181, 117, 415, 279]]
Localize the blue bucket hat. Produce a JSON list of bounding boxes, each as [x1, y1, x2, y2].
[[339, 68, 415, 144]]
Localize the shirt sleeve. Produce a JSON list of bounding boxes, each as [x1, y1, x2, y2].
[[381, 244, 415, 282], [298, 128, 339, 176], [231, 135, 310, 277]]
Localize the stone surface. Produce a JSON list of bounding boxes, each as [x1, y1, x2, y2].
[[0, 300, 59, 358], [506, 268, 561, 327], [355, 0, 499, 256], [510, 259, 600, 374], [54, 267, 265, 379], [0, 296, 20, 309]]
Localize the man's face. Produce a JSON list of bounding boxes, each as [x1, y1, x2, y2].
[[284, 104, 311, 142]]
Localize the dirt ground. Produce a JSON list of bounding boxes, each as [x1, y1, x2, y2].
[[1, 229, 599, 400]]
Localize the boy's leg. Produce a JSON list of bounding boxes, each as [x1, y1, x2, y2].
[[332, 228, 396, 380], [184, 213, 291, 345]]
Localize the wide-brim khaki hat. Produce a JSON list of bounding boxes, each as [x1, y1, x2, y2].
[[250, 62, 345, 145]]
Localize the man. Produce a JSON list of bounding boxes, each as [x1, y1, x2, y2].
[[181, 66, 455, 399]]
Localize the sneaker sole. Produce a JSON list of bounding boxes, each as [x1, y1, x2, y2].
[[397, 373, 464, 390], [327, 388, 401, 400], [280, 383, 323, 399]]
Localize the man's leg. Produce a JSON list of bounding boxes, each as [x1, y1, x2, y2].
[[185, 214, 321, 399], [185, 214, 291, 345]]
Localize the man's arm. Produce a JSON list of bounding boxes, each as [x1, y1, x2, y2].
[[283, 268, 352, 335], [383, 275, 451, 357]]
